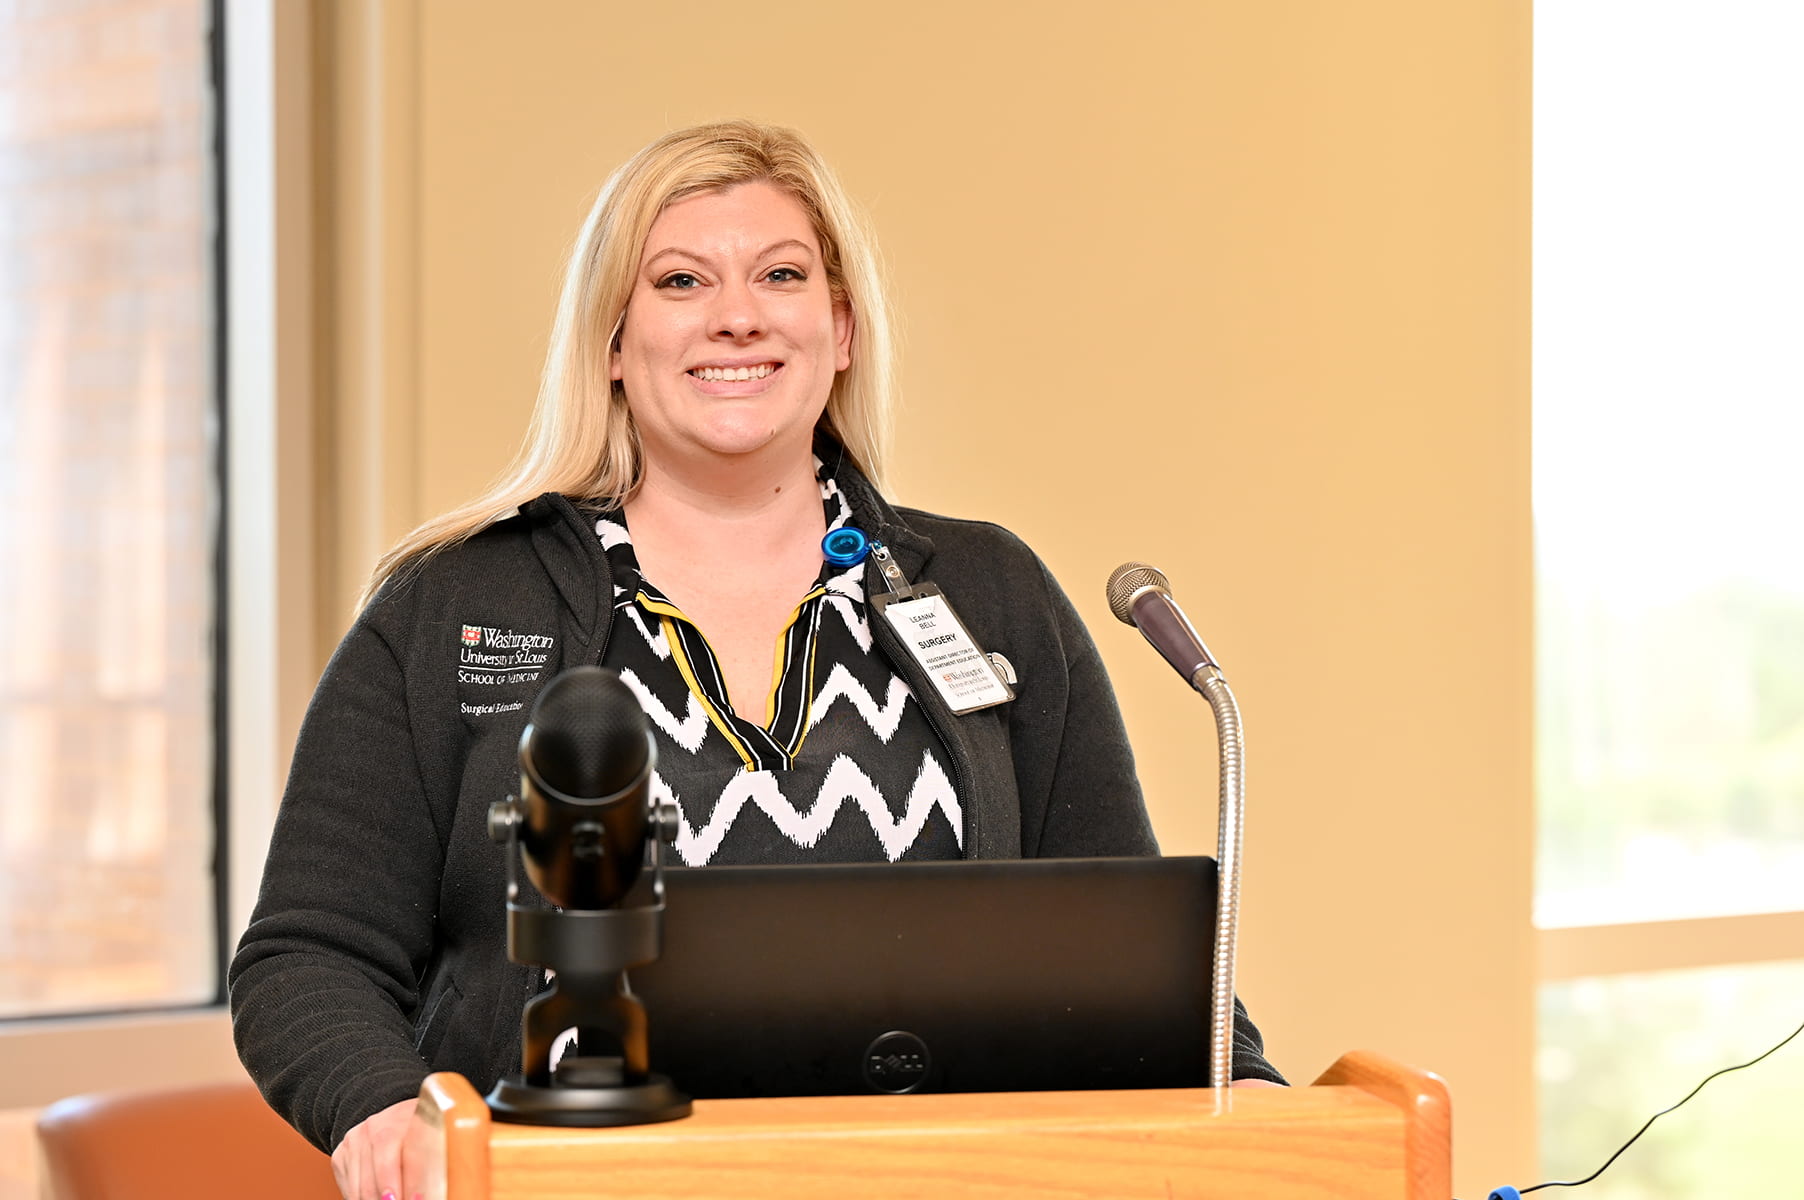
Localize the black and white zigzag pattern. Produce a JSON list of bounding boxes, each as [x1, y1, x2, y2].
[[651, 753, 959, 866], [595, 484, 963, 867]]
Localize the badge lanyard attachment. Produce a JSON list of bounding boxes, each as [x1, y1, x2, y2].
[[822, 526, 871, 568], [867, 540, 1013, 715], [867, 540, 917, 601]]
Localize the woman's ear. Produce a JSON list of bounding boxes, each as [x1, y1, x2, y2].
[[833, 299, 854, 372], [608, 313, 627, 381]]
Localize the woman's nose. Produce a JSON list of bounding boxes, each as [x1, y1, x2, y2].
[[710, 278, 765, 341]]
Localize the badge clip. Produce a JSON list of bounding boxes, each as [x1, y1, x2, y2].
[[867, 541, 918, 602]]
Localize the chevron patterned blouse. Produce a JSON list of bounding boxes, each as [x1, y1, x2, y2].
[[594, 470, 963, 866]]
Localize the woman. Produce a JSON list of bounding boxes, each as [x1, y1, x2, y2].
[[230, 121, 1283, 1200]]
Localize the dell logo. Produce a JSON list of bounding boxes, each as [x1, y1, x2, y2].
[[861, 1030, 931, 1094]]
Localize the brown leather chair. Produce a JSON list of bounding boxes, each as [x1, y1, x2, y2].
[[36, 1079, 338, 1200]]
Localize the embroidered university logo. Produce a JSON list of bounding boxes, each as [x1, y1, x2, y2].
[[457, 624, 556, 693]]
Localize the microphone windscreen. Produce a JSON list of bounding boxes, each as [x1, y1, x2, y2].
[[1106, 561, 1171, 625], [524, 667, 649, 800]]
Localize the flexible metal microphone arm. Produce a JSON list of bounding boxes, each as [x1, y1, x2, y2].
[[1107, 562, 1245, 1092], [1197, 667, 1244, 1094]]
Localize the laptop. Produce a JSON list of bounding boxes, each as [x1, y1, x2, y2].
[[630, 855, 1218, 1098]]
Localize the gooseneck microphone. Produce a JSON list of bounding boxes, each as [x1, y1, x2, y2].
[[1106, 562, 1244, 1093], [1105, 562, 1219, 691]]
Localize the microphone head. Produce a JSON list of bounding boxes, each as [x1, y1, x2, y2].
[[523, 666, 649, 800], [1106, 561, 1172, 625], [516, 667, 654, 910]]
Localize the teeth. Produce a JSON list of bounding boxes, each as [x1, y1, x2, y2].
[[692, 363, 777, 382]]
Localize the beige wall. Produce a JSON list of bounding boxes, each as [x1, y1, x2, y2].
[[313, 1, 1533, 1194]]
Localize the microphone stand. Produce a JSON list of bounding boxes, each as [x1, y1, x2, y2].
[[484, 792, 691, 1126], [1191, 665, 1245, 1094]]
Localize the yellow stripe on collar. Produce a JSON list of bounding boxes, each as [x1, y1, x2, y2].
[[639, 599, 758, 773]]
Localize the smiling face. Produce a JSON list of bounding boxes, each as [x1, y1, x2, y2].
[[610, 180, 853, 479]]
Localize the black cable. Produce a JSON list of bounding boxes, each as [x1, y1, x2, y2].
[[1518, 1014, 1804, 1194]]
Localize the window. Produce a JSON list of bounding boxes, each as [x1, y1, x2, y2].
[[1535, 2, 1804, 1193], [1539, 961, 1803, 1196], [0, 0, 218, 1018]]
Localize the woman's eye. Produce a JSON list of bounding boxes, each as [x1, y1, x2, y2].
[[765, 267, 806, 284], [656, 272, 701, 290]]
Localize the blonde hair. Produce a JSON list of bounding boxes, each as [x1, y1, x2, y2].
[[360, 121, 895, 606]]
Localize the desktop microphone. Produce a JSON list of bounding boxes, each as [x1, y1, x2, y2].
[[1105, 562, 1221, 689], [489, 666, 691, 1126]]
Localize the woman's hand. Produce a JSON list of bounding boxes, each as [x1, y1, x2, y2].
[[332, 1097, 419, 1200]]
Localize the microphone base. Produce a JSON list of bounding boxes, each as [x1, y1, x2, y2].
[[486, 1064, 692, 1127]]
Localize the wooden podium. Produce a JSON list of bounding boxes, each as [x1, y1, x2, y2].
[[402, 1051, 1450, 1199]]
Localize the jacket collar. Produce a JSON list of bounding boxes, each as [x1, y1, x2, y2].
[[520, 492, 613, 650], [813, 433, 934, 584]]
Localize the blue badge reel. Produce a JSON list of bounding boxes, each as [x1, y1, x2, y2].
[[821, 526, 870, 567]]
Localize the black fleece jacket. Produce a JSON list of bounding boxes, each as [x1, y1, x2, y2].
[[230, 463, 1282, 1152]]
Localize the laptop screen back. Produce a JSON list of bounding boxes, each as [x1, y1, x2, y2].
[[632, 855, 1218, 1097]]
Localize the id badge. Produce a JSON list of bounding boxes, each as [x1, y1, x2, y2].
[[872, 583, 1015, 715]]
